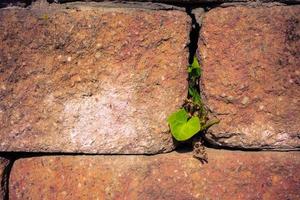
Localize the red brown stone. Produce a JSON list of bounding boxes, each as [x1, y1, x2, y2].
[[9, 150, 300, 199], [0, 3, 190, 154], [198, 5, 300, 150]]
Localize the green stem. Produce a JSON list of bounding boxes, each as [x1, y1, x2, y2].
[[200, 119, 220, 132]]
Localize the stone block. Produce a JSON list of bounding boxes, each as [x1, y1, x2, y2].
[[0, 3, 190, 154], [198, 5, 300, 149], [9, 150, 300, 199]]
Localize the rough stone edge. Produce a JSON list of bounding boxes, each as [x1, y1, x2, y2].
[[0, 157, 13, 200], [56, 0, 300, 5], [2, 0, 299, 10], [219, 1, 288, 7], [1, 0, 185, 11]]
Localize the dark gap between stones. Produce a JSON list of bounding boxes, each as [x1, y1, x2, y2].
[[1, 158, 15, 200], [0, 0, 33, 8], [186, 6, 200, 64], [0, 152, 166, 160]]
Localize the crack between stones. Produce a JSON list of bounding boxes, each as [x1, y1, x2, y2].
[[1, 158, 14, 200], [186, 6, 200, 64], [0, 0, 33, 8]]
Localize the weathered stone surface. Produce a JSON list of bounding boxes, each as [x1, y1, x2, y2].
[[0, 3, 190, 154], [198, 5, 300, 150], [56, 0, 300, 4], [10, 150, 300, 199], [0, 157, 10, 200], [0, 0, 299, 9], [2, 0, 298, 10]]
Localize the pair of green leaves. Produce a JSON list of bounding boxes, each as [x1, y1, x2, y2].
[[167, 109, 200, 141], [167, 108, 219, 141]]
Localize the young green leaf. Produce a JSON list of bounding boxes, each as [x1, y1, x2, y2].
[[188, 87, 201, 105], [167, 109, 201, 141], [167, 109, 188, 126], [188, 56, 201, 78]]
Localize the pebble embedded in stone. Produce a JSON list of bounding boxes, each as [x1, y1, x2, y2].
[[241, 96, 249, 105]]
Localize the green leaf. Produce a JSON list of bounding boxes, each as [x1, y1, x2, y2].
[[188, 87, 201, 104], [167, 109, 201, 141], [191, 56, 200, 69], [167, 109, 188, 126], [188, 56, 201, 78]]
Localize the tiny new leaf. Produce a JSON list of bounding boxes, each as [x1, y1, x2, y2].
[[188, 56, 201, 78], [188, 87, 201, 105], [167, 109, 201, 141]]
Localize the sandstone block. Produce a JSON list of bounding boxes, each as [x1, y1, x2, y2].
[[0, 3, 190, 154], [198, 5, 300, 149], [9, 150, 300, 199]]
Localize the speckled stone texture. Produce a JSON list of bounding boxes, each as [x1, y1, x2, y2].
[[0, 157, 10, 200], [198, 5, 300, 150], [0, 3, 190, 154], [2, 0, 299, 10], [9, 150, 300, 200], [55, 0, 300, 4]]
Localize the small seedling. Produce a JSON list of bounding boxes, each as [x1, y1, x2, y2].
[[167, 55, 219, 161]]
